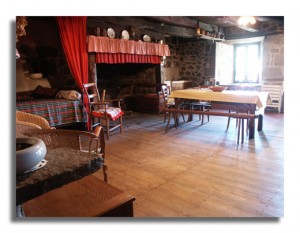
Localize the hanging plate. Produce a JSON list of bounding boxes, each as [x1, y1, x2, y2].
[[107, 28, 115, 39], [143, 35, 151, 42], [121, 30, 129, 40]]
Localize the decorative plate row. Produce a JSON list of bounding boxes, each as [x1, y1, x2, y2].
[[94, 27, 151, 42]]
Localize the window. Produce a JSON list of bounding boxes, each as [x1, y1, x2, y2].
[[234, 42, 261, 83]]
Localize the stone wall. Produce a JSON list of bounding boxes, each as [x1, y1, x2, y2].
[[16, 18, 77, 92], [163, 38, 216, 86], [262, 34, 284, 83], [163, 31, 284, 86]]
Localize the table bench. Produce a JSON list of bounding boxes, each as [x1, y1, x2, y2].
[[164, 108, 255, 144]]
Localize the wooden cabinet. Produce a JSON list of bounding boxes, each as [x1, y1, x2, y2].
[[125, 93, 164, 114], [171, 80, 193, 91]]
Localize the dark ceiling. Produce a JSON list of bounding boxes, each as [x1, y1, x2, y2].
[[140, 16, 284, 32], [28, 16, 284, 40], [88, 16, 284, 39]]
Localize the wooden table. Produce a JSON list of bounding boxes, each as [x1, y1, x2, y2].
[[169, 89, 270, 139], [16, 147, 102, 205]]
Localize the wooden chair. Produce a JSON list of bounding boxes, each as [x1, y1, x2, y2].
[[161, 85, 186, 132], [188, 100, 211, 125], [226, 109, 239, 131], [83, 83, 123, 140], [227, 110, 252, 135]]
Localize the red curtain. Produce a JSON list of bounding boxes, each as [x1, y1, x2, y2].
[[95, 53, 161, 64], [56, 16, 88, 88], [56, 16, 90, 129]]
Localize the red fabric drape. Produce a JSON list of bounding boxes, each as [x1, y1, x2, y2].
[[56, 16, 90, 129], [95, 53, 161, 64], [87, 35, 171, 56]]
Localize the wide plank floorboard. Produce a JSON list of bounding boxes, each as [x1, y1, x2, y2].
[[92, 111, 284, 217]]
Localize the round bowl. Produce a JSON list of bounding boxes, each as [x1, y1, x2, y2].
[[30, 73, 43, 79], [16, 137, 47, 174], [208, 86, 227, 92]]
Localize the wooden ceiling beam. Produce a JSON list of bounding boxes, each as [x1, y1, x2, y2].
[[222, 16, 261, 32], [88, 16, 197, 38], [142, 16, 198, 28]]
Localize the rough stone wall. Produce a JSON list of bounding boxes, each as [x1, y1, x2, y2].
[[163, 39, 216, 86], [261, 21, 284, 35], [16, 18, 77, 92], [162, 22, 284, 87], [262, 34, 284, 83]]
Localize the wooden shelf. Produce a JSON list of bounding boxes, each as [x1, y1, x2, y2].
[[195, 34, 225, 41]]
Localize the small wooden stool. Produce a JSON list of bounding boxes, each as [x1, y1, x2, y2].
[[22, 175, 135, 217]]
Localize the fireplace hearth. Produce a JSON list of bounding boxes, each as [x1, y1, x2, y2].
[[96, 63, 164, 114]]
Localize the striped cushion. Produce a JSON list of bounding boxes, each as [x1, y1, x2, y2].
[[92, 107, 124, 120]]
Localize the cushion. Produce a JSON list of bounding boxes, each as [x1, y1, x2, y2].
[[92, 107, 124, 121], [31, 85, 58, 99], [16, 91, 35, 102], [56, 90, 82, 100]]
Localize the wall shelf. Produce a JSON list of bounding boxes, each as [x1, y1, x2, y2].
[[195, 34, 225, 41]]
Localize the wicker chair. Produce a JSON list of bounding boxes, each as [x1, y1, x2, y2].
[[20, 127, 113, 217], [23, 127, 108, 182], [16, 111, 54, 129], [16, 109, 108, 181], [16, 120, 41, 137]]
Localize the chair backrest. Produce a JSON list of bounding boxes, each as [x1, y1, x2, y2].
[[161, 85, 169, 100], [16, 111, 52, 129], [161, 84, 172, 105], [16, 120, 42, 138], [83, 83, 105, 112], [22, 128, 100, 153]]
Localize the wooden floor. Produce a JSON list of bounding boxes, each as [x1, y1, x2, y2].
[[92, 110, 284, 217]]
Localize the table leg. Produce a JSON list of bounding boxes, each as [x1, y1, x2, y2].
[[257, 114, 263, 131], [248, 117, 255, 140]]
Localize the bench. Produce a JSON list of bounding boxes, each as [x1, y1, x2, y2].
[[164, 108, 255, 145]]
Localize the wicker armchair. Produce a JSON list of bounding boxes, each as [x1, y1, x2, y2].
[[16, 120, 41, 137], [21, 127, 108, 182], [16, 108, 108, 181], [16, 111, 54, 129], [23, 128, 97, 151]]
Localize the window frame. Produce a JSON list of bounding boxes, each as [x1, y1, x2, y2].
[[233, 42, 262, 84]]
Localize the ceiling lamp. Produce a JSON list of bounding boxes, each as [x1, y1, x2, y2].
[[238, 16, 256, 26]]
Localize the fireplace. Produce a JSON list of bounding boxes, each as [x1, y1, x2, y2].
[[96, 63, 164, 113]]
